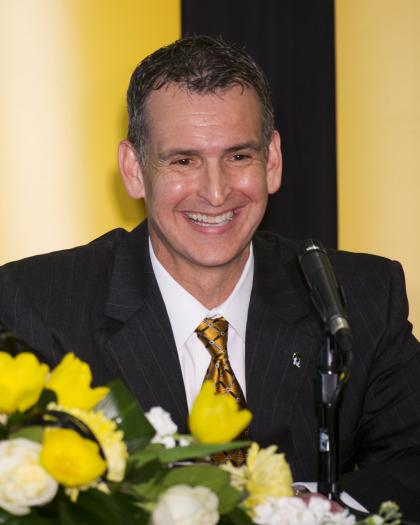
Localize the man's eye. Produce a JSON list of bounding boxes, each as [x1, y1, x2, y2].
[[232, 154, 250, 161], [173, 158, 191, 166]]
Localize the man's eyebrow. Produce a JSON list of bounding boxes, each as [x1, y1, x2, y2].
[[158, 142, 262, 160], [158, 148, 199, 160], [224, 141, 262, 154]]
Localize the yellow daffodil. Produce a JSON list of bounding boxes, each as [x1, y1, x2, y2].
[[222, 442, 293, 513], [47, 404, 127, 483], [0, 352, 49, 414], [40, 428, 107, 487], [46, 353, 109, 410], [189, 381, 252, 443]]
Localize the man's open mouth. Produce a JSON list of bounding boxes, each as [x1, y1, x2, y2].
[[186, 211, 234, 226]]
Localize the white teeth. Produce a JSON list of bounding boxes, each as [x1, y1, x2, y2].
[[186, 211, 234, 225]]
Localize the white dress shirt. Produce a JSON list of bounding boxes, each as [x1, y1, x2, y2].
[[149, 240, 254, 411]]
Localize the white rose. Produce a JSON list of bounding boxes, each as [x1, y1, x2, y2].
[[151, 484, 219, 525], [146, 407, 178, 448], [0, 438, 58, 516]]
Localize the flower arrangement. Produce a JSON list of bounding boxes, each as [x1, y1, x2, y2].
[[0, 343, 402, 525]]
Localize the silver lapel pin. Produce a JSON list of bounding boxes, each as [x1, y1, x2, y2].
[[292, 352, 302, 368]]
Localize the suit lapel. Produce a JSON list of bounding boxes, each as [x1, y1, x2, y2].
[[246, 234, 323, 460], [100, 222, 189, 432]]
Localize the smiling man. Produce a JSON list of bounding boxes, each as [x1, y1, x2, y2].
[[1, 35, 420, 518], [119, 82, 281, 308]]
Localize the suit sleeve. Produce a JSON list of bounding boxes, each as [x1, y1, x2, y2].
[[341, 260, 420, 520]]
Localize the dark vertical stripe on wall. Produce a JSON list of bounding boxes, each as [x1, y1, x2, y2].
[[182, 0, 337, 248]]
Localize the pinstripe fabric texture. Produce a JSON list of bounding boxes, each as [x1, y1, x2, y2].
[[1, 221, 420, 518]]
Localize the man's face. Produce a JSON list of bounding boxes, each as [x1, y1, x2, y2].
[[120, 84, 282, 278]]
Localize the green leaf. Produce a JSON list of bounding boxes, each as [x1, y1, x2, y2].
[[0, 424, 8, 440], [128, 441, 250, 468], [29, 388, 57, 414], [162, 465, 242, 514], [6, 411, 29, 432], [125, 457, 162, 485], [2, 390, 57, 436], [58, 488, 149, 525], [18, 516, 56, 525], [96, 380, 155, 453], [156, 440, 250, 464], [128, 444, 163, 468], [217, 484, 243, 515], [9, 425, 44, 443], [224, 507, 254, 525], [126, 453, 168, 500], [0, 507, 56, 525], [0, 507, 16, 525], [131, 473, 167, 501]]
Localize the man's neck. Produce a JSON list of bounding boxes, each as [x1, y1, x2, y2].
[[150, 244, 250, 310], [176, 263, 247, 309]]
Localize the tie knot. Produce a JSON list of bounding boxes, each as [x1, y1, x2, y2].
[[195, 316, 228, 359]]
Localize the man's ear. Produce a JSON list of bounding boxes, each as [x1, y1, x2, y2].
[[266, 131, 282, 194], [118, 140, 145, 199]]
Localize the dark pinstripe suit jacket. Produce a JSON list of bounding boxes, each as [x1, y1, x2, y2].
[[1, 221, 420, 517]]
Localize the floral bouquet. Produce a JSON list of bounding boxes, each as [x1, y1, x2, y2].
[[0, 334, 401, 524]]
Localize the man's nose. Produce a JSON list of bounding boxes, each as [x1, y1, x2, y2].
[[197, 160, 231, 206]]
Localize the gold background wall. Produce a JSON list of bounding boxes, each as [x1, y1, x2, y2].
[[336, 0, 420, 336], [0, 0, 180, 263]]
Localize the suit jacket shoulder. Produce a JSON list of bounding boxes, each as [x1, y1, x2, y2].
[[0, 227, 125, 356], [0, 225, 150, 376], [0, 221, 189, 429], [253, 229, 410, 328]]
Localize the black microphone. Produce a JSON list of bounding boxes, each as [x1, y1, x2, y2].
[[298, 239, 352, 353]]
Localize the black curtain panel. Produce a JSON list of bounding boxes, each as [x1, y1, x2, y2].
[[182, 0, 337, 248]]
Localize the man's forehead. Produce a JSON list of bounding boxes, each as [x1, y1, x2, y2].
[[145, 82, 261, 112], [139, 83, 265, 160]]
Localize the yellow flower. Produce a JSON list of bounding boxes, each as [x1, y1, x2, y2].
[[222, 442, 293, 512], [0, 352, 49, 414], [40, 428, 106, 487], [46, 353, 109, 410], [48, 404, 127, 483], [189, 381, 252, 443]]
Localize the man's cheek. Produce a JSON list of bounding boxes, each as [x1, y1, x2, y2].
[[234, 169, 267, 191]]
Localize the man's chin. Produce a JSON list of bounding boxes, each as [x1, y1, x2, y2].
[[184, 247, 250, 271]]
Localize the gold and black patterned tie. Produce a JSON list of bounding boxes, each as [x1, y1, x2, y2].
[[195, 316, 248, 466]]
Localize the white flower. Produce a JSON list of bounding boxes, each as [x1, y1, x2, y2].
[[156, 435, 177, 449], [0, 438, 58, 516], [146, 407, 178, 448], [151, 484, 219, 525], [253, 496, 356, 525], [178, 436, 193, 447]]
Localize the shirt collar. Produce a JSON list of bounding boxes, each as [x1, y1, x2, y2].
[[149, 240, 254, 348]]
